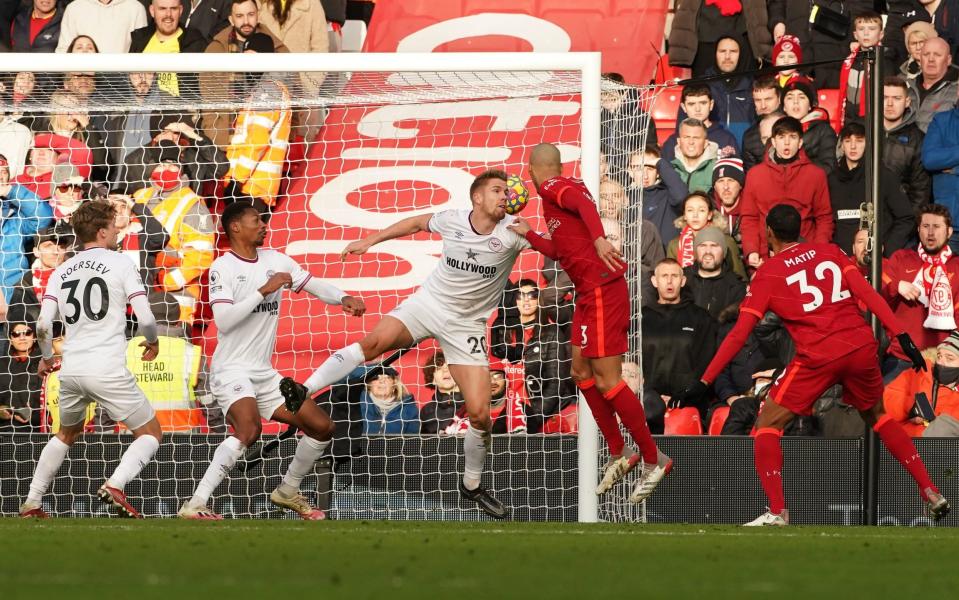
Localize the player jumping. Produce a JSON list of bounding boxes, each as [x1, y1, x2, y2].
[[508, 143, 671, 503], [177, 201, 366, 520], [281, 169, 530, 519], [20, 201, 163, 519], [681, 204, 950, 525]]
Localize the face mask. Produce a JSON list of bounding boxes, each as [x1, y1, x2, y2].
[[53, 201, 80, 221], [151, 168, 181, 192], [934, 364, 959, 385]]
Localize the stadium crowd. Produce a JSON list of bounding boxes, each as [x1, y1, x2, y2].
[[3, 1, 959, 442]]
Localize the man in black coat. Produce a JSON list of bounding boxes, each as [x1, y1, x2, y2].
[[129, 0, 207, 100], [10, 0, 63, 52], [681, 226, 746, 320], [883, 75, 932, 209], [742, 78, 782, 172]]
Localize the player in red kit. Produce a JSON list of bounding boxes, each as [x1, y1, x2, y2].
[[508, 143, 671, 503], [681, 204, 950, 525]]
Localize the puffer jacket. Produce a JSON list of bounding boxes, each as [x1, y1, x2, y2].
[[671, 139, 719, 194], [883, 107, 931, 209], [668, 0, 772, 67], [800, 107, 838, 175], [921, 106, 959, 219]]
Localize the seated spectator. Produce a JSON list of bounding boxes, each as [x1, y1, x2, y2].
[[446, 361, 526, 435], [598, 178, 626, 221], [712, 303, 765, 409], [885, 332, 959, 437], [130, 0, 207, 99], [10, 0, 62, 52], [781, 78, 837, 174], [62, 71, 97, 105], [682, 226, 747, 320], [538, 257, 574, 327], [419, 350, 463, 434], [719, 358, 783, 435], [7, 224, 73, 327], [627, 147, 684, 245], [56, 0, 146, 53], [829, 122, 914, 256], [0, 323, 43, 430], [740, 116, 833, 267], [1, 158, 54, 302], [667, 192, 746, 280], [907, 37, 958, 132], [66, 34, 98, 53], [883, 76, 931, 210], [705, 36, 754, 146], [355, 364, 419, 435], [600, 72, 656, 176], [840, 11, 897, 127], [1, 72, 41, 126], [742, 77, 782, 172], [771, 34, 805, 88], [0, 115, 33, 178], [902, 20, 938, 81], [711, 157, 745, 243], [882, 204, 959, 380], [32, 91, 106, 179], [922, 88, 959, 239], [14, 133, 92, 200], [179, 0, 230, 41], [662, 84, 739, 160], [670, 118, 721, 193]]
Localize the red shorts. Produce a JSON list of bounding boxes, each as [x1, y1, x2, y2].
[[570, 278, 629, 358], [769, 342, 883, 416]]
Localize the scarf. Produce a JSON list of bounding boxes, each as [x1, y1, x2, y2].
[[677, 226, 697, 268], [705, 0, 742, 17], [32, 260, 53, 300], [914, 244, 957, 330], [838, 47, 868, 128]]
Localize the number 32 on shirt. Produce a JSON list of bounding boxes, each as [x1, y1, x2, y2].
[[785, 260, 851, 313]]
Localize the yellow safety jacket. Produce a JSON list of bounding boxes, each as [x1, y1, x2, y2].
[[127, 336, 203, 432], [43, 372, 95, 434]]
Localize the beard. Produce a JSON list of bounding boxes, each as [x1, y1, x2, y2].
[[923, 239, 947, 254]]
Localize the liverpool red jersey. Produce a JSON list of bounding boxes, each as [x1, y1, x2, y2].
[[537, 176, 626, 291]]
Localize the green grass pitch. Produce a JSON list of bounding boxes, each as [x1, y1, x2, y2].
[[1, 519, 958, 599]]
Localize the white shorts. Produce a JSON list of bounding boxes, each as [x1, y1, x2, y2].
[[59, 372, 156, 431], [211, 369, 285, 420], [389, 291, 489, 367]]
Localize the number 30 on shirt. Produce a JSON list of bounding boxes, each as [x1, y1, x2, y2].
[[784, 260, 851, 313]]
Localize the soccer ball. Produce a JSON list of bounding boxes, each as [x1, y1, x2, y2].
[[504, 175, 529, 215]]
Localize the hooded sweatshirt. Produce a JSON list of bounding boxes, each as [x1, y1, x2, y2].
[[55, 0, 147, 53]]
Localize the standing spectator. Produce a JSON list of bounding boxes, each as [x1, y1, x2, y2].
[[47, 168, 85, 222], [884, 75, 932, 209], [628, 147, 685, 245], [740, 116, 833, 266], [922, 85, 959, 236], [682, 226, 747, 320], [923, 0, 959, 62], [10, 0, 62, 52], [0, 323, 43, 431], [711, 157, 745, 243], [120, 115, 227, 194], [907, 37, 959, 132], [742, 77, 782, 171], [667, 192, 746, 279], [839, 11, 897, 127], [884, 331, 959, 437], [179, 0, 230, 41], [0, 114, 32, 178], [704, 36, 755, 146], [662, 85, 739, 160], [902, 20, 938, 81], [7, 224, 73, 327], [670, 119, 721, 194], [829, 122, 914, 256], [781, 78, 838, 174], [355, 364, 419, 435], [882, 204, 959, 380], [130, 0, 207, 99], [56, 0, 147, 53], [770, 34, 805, 88], [1, 157, 54, 303], [419, 350, 464, 435], [719, 357, 785, 436], [601, 72, 657, 176], [667, 0, 771, 77]]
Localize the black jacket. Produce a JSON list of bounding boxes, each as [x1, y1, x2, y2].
[[0, 346, 43, 430], [129, 24, 207, 99], [883, 109, 931, 209], [681, 265, 746, 320], [10, 3, 62, 52], [801, 111, 838, 175], [827, 159, 914, 256], [119, 131, 228, 194], [741, 121, 765, 172], [179, 0, 231, 41], [713, 306, 767, 403], [641, 298, 718, 403], [7, 271, 42, 328], [419, 391, 464, 434], [631, 159, 685, 244]]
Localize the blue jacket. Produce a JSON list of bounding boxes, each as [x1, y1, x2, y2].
[[921, 107, 959, 217], [629, 159, 687, 243], [347, 365, 420, 434], [1, 185, 53, 303], [705, 67, 755, 147]]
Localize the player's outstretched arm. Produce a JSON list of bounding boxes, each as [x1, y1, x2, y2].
[[506, 216, 559, 259], [341, 214, 433, 261], [129, 293, 160, 361], [557, 188, 625, 271], [683, 310, 761, 404]]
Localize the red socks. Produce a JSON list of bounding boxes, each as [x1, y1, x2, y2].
[[577, 378, 625, 456], [604, 380, 659, 464], [754, 428, 786, 514], [874, 415, 939, 497]]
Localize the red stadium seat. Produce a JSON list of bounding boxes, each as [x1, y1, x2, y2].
[[542, 403, 579, 434], [653, 85, 682, 146], [817, 88, 842, 132], [663, 407, 702, 435], [708, 405, 730, 436]]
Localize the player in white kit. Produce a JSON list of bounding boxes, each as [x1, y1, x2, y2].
[[281, 169, 529, 518], [19, 201, 163, 519], [178, 201, 366, 520]]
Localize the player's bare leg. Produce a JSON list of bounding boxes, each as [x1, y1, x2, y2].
[[180, 398, 263, 520], [97, 416, 162, 519], [859, 403, 950, 521], [449, 363, 508, 519], [267, 401, 335, 520], [282, 316, 415, 412], [20, 423, 85, 518], [745, 400, 795, 526]]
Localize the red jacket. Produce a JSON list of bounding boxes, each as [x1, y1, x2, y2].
[[881, 248, 959, 359], [739, 149, 833, 259]]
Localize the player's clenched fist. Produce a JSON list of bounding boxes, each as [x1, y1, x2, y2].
[[341, 295, 367, 316], [506, 216, 532, 236], [593, 237, 626, 272], [341, 240, 372, 260], [140, 339, 160, 361], [258, 272, 293, 295]]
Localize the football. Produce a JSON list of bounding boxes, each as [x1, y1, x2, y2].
[[504, 174, 530, 214]]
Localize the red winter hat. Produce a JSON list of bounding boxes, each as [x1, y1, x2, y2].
[[772, 34, 802, 65]]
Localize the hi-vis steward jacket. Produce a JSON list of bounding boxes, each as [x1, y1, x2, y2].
[[127, 335, 204, 431]]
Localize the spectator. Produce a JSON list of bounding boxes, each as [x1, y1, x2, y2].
[[14, 133, 92, 199], [829, 122, 914, 256], [742, 77, 782, 171], [719, 357, 784, 435], [781, 78, 838, 174], [56, 0, 147, 53], [884, 75, 932, 210], [10, 0, 62, 52], [32, 91, 107, 178], [66, 34, 98, 52], [132, 142, 216, 324], [885, 331, 959, 437], [712, 303, 767, 409], [597, 178, 626, 221], [445, 360, 527, 435], [110, 193, 170, 289], [882, 204, 959, 380], [62, 71, 97, 103], [667, 0, 771, 77], [419, 350, 464, 434], [711, 157, 745, 243], [667, 192, 746, 279], [179, 0, 230, 40], [639, 219, 666, 309], [1, 72, 40, 127], [600, 72, 657, 176], [740, 116, 833, 266], [840, 11, 897, 127], [642, 258, 718, 418], [0, 114, 32, 178], [7, 224, 73, 327], [907, 37, 958, 132], [47, 167, 85, 222], [902, 20, 938, 81], [130, 0, 206, 100], [670, 118, 721, 194], [662, 85, 739, 160], [0, 323, 43, 430], [704, 36, 755, 146], [922, 85, 959, 234], [628, 147, 685, 245], [682, 226, 747, 319], [924, 0, 959, 62], [851, 227, 871, 272], [0, 157, 54, 302], [353, 364, 419, 435], [770, 34, 805, 88]]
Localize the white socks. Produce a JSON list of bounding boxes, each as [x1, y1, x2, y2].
[[305, 342, 365, 396], [277, 436, 330, 496], [190, 436, 246, 506], [463, 425, 490, 491], [26, 437, 71, 505], [107, 435, 160, 490]]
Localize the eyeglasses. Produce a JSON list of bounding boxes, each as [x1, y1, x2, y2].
[[11, 330, 34, 338], [57, 184, 82, 193], [490, 372, 506, 380], [517, 290, 539, 299]]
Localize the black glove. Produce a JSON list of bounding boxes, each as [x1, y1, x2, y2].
[[670, 380, 708, 409], [897, 333, 927, 372]]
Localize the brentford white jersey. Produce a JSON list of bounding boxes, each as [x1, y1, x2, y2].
[[208, 249, 311, 375], [419, 210, 529, 321], [43, 247, 148, 377]]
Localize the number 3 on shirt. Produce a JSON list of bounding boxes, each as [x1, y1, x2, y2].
[[785, 260, 851, 312]]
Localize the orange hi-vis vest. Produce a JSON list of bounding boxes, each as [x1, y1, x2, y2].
[[226, 80, 292, 207]]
